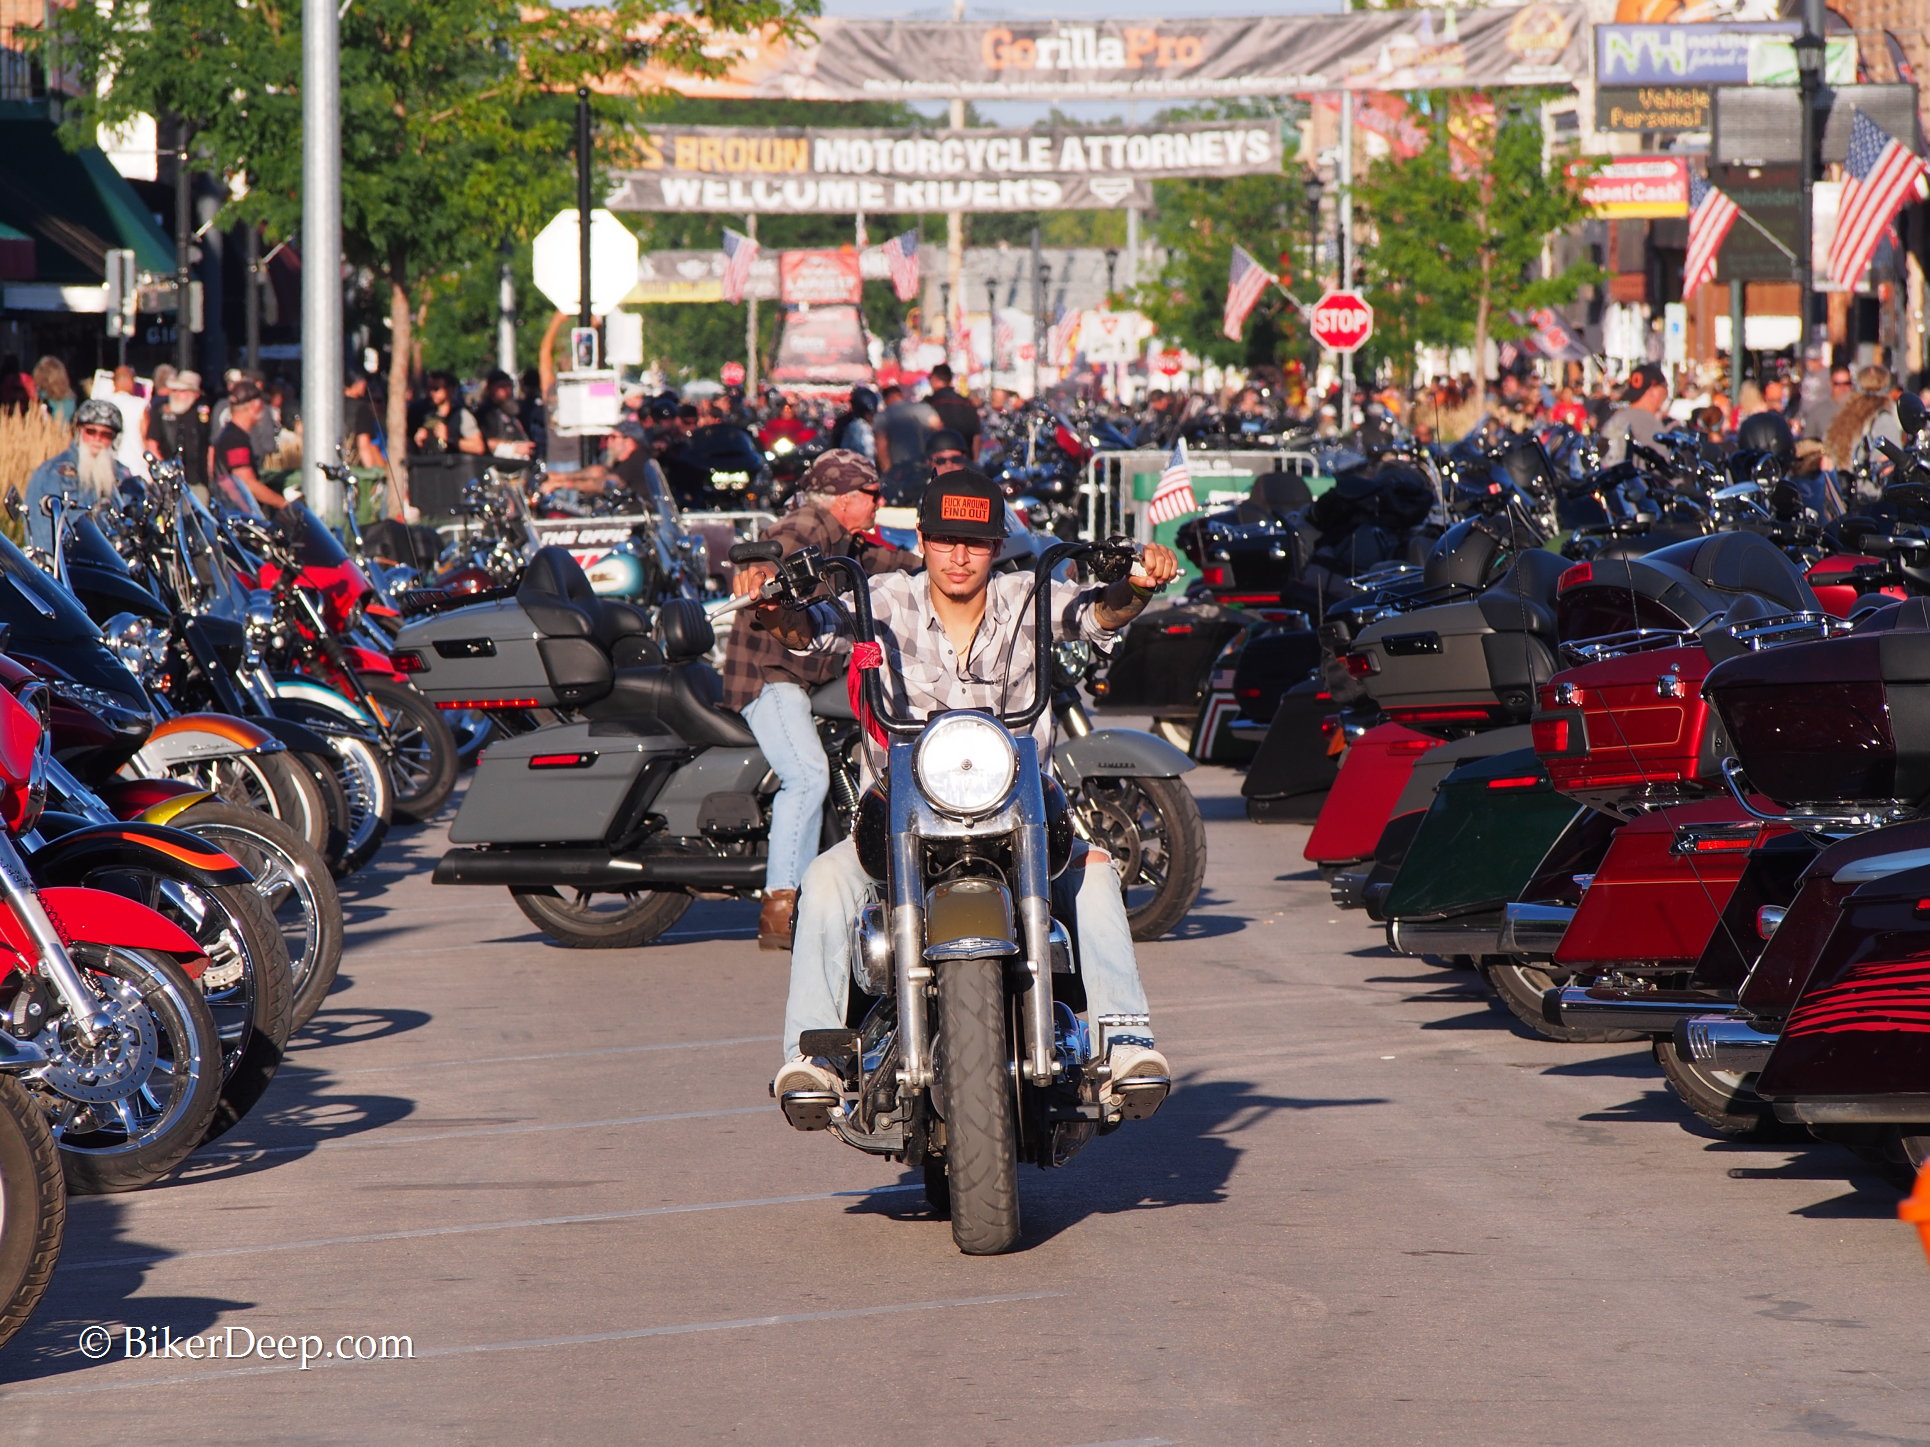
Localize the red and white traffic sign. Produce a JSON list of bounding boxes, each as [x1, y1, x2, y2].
[[1310, 290, 1374, 353], [720, 361, 746, 387]]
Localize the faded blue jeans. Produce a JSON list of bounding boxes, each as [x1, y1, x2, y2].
[[781, 838, 1153, 1062], [741, 682, 831, 895]]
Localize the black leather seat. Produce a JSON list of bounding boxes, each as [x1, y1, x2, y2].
[[1644, 531, 1820, 614], [1233, 471, 1315, 524], [517, 546, 656, 663], [1477, 548, 1568, 637], [580, 598, 755, 748]]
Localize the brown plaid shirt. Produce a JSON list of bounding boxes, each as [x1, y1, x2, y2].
[[719, 501, 920, 710]]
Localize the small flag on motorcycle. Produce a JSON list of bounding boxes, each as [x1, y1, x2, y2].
[[1146, 438, 1200, 526]]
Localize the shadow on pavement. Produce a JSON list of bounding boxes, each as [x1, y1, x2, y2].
[[0, 1194, 254, 1387], [840, 1078, 1387, 1249]]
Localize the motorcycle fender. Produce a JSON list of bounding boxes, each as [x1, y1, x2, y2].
[[923, 880, 1018, 959], [137, 713, 285, 768], [1052, 728, 1196, 783], [6, 888, 208, 978], [96, 777, 212, 824], [29, 823, 251, 890], [342, 644, 400, 677]]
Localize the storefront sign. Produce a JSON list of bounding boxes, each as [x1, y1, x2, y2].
[[1573, 157, 1690, 219], [779, 249, 863, 307], [1594, 86, 1712, 134], [1595, 23, 1856, 87]]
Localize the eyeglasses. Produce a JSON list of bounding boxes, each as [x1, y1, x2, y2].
[[924, 536, 996, 557], [78, 426, 117, 443], [929, 452, 965, 465], [857, 486, 883, 500]]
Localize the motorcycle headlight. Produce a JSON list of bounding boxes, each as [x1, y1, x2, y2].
[[914, 712, 1017, 818]]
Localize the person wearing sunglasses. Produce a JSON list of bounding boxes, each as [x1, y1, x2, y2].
[[723, 450, 921, 950], [24, 398, 140, 553], [746, 467, 1182, 1121]]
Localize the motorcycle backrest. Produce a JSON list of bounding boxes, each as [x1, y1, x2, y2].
[[656, 598, 715, 662], [1641, 530, 1818, 614]]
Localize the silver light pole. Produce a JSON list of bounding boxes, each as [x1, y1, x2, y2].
[[301, 0, 343, 521]]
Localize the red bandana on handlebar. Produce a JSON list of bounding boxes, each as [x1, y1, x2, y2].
[[848, 640, 887, 749]]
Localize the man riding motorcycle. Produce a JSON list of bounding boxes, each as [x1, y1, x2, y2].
[[724, 450, 920, 949], [736, 467, 1180, 1119]]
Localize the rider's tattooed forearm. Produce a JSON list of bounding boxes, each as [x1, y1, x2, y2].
[[1094, 581, 1151, 631]]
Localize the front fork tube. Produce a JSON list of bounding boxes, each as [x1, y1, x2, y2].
[[890, 795, 931, 1090], [0, 834, 108, 1042], [1014, 811, 1058, 1088]]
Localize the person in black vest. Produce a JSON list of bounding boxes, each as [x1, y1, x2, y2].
[[924, 364, 980, 461]]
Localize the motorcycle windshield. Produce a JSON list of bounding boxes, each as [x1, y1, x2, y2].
[[0, 529, 104, 644], [276, 500, 351, 569], [182, 494, 255, 620]]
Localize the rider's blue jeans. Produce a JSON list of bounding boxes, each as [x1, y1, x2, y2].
[[781, 837, 1153, 1062], [742, 682, 830, 895]]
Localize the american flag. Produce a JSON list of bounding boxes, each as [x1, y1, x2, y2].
[[1146, 438, 1199, 525], [1827, 109, 1929, 291], [721, 227, 760, 304], [881, 231, 919, 302], [1048, 305, 1082, 366], [1683, 173, 1740, 300], [1222, 245, 1274, 342]]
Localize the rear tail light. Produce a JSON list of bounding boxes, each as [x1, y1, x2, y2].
[[390, 650, 426, 673], [1485, 774, 1543, 790], [435, 698, 540, 710], [1557, 562, 1593, 592], [1161, 624, 1194, 635], [528, 753, 597, 769], [1201, 566, 1228, 586], [1340, 653, 1376, 679], [1532, 717, 1568, 754]]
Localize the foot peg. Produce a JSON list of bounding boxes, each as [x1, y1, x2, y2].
[[1113, 1076, 1171, 1122], [780, 1090, 840, 1132]]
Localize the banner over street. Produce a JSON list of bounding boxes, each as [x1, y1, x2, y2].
[[607, 122, 1274, 213], [625, 8, 1587, 101]]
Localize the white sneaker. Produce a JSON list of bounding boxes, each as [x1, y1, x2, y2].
[[1105, 1044, 1172, 1121], [772, 1057, 842, 1097]]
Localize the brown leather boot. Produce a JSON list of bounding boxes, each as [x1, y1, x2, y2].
[[758, 890, 798, 951]]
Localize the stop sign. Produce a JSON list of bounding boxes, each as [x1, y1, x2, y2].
[[720, 361, 746, 387], [1310, 290, 1374, 353], [1154, 350, 1184, 377]]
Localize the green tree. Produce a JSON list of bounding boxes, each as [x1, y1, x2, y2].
[[30, 0, 816, 491], [1352, 95, 1598, 407], [1132, 101, 1310, 369]]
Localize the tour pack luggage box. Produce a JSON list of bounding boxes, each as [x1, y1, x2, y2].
[[1705, 630, 1930, 812], [1532, 646, 1721, 816], [1348, 551, 1568, 731], [393, 597, 603, 710]]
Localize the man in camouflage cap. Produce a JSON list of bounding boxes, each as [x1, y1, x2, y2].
[[721, 450, 920, 949]]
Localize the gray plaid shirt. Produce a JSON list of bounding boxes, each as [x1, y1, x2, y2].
[[800, 570, 1116, 779]]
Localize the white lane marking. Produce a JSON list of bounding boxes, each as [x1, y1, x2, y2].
[[1059, 1440, 1179, 1447], [295, 1034, 779, 1073], [190, 1105, 769, 1162], [61, 1184, 925, 1273], [2, 1293, 1063, 1397]]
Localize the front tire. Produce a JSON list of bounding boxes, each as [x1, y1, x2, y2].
[[360, 677, 459, 824], [1073, 775, 1207, 941], [510, 887, 692, 948], [27, 945, 223, 1194], [934, 957, 1021, 1256], [0, 1074, 63, 1348]]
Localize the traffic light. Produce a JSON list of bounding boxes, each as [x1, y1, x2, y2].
[[1277, 252, 1294, 288]]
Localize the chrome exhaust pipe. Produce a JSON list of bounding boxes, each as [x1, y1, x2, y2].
[[1385, 911, 1506, 958], [1674, 1014, 1777, 1074], [1499, 903, 1575, 958], [1778, 1095, 1930, 1125], [1329, 867, 1371, 910], [1547, 986, 1738, 1036]]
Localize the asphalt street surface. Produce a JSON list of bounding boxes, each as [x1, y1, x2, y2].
[[2, 758, 1927, 1445]]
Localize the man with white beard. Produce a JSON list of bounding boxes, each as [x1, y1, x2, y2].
[[25, 398, 138, 552]]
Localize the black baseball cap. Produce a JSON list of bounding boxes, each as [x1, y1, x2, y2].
[[925, 428, 968, 458], [918, 467, 1005, 540], [1624, 364, 1666, 399]]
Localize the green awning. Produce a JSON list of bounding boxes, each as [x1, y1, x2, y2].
[[0, 103, 174, 284]]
